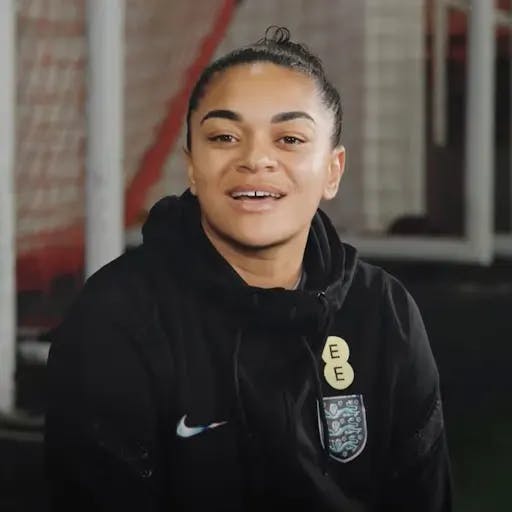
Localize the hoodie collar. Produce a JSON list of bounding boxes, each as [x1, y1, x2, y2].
[[142, 190, 358, 335]]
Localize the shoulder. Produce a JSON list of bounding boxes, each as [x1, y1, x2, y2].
[[49, 246, 167, 349], [74, 246, 160, 324], [351, 258, 414, 309], [47, 247, 165, 397], [83, 246, 149, 298], [349, 258, 426, 351]]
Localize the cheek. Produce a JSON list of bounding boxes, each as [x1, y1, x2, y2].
[[191, 151, 228, 188], [286, 150, 329, 191]]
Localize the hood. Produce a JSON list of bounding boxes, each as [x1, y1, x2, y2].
[[142, 190, 358, 335]]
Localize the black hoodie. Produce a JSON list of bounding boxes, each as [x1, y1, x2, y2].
[[45, 191, 452, 511]]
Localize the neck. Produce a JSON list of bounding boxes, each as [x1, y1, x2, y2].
[[201, 219, 307, 289]]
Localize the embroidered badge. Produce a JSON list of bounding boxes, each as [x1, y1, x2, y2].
[[322, 336, 354, 390], [318, 394, 367, 462]]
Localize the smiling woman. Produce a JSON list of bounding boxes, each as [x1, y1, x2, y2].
[[46, 26, 451, 512]]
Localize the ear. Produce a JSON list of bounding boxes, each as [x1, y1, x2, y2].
[[322, 146, 345, 201], [183, 147, 197, 195]]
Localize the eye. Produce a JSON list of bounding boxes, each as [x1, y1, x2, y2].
[[208, 134, 237, 143], [279, 135, 305, 145]]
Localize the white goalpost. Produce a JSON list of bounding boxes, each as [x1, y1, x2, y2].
[[0, 0, 16, 413], [85, 0, 125, 278]]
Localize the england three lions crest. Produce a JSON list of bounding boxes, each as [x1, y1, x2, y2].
[[318, 394, 367, 463]]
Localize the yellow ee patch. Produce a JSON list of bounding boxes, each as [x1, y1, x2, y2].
[[322, 336, 354, 390]]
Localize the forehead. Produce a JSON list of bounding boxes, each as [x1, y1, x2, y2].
[[195, 62, 325, 119]]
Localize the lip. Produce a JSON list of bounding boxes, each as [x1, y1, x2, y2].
[[227, 194, 283, 213]]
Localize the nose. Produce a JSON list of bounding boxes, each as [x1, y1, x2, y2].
[[237, 137, 277, 173]]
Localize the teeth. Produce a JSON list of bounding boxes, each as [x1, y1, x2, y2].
[[231, 190, 281, 199]]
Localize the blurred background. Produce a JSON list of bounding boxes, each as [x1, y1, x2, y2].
[[0, 0, 511, 510]]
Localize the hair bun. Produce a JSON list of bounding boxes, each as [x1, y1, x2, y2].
[[263, 26, 291, 45]]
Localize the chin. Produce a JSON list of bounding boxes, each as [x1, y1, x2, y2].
[[232, 234, 287, 251], [203, 211, 304, 252], [224, 224, 294, 251]]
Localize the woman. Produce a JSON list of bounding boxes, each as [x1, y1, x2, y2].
[[45, 27, 451, 511]]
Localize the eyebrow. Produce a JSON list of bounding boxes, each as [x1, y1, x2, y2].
[[271, 111, 315, 124], [200, 109, 315, 125], [200, 109, 241, 124]]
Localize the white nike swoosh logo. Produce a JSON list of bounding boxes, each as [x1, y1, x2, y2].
[[176, 415, 227, 438]]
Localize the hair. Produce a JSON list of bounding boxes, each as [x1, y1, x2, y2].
[[185, 26, 343, 150]]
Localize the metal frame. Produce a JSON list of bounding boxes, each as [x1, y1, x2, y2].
[[433, 0, 449, 146], [434, 0, 512, 259], [494, 4, 512, 257], [86, 0, 125, 277], [0, 0, 16, 413], [345, 0, 495, 265]]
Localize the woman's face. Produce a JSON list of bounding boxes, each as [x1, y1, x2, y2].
[[186, 62, 345, 250]]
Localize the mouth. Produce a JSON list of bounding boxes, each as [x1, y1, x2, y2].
[[227, 187, 286, 201]]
